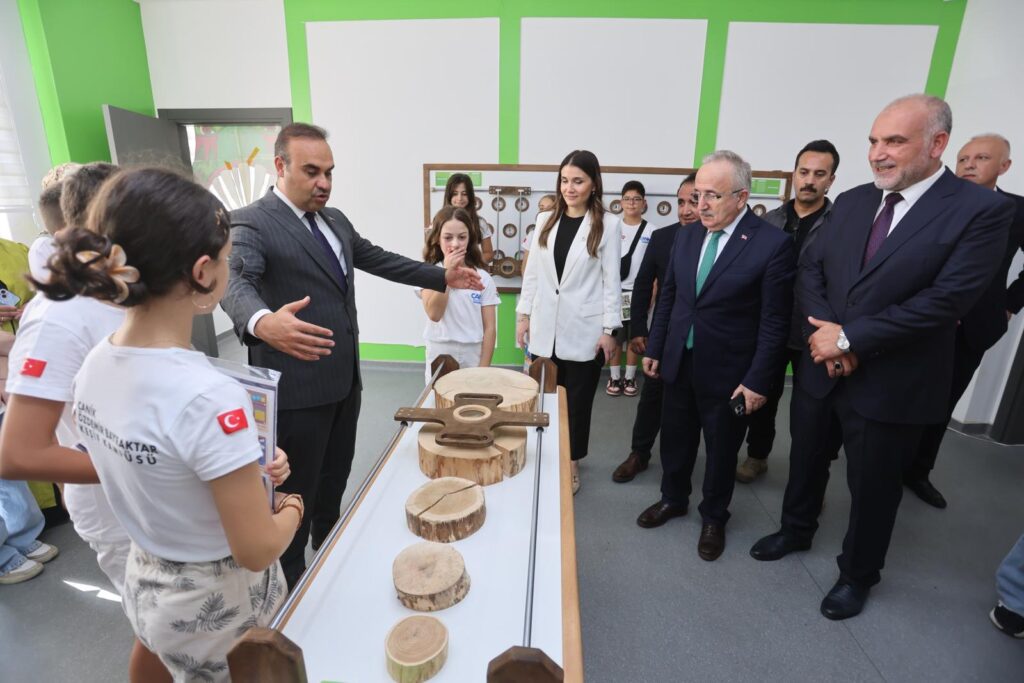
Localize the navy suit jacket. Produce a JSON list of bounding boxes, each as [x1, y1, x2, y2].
[[999, 190, 1024, 315], [796, 168, 1014, 424], [629, 221, 683, 337], [647, 211, 796, 398]]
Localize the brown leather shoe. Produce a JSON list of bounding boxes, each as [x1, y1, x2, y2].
[[636, 500, 687, 528], [697, 523, 725, 561], [612, 452, 649, 483], [735, 456, 767, 483]]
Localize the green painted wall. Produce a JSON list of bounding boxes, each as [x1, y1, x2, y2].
[[17, 0, 155, 164]]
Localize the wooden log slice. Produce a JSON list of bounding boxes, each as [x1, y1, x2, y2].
[[418, 423, 527, 485], [434, 367, 538, 412], [393, 542, 470, 612], [406, 477, 486, 543], [385, 615, 448, 683]]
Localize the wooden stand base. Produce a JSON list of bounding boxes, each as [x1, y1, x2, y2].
[[405, 477, 486, 542], [434, 367, 538, 412], [418, 423, 527, 486], [393, 542, 470, 612], [227, 627, 307, 683], [386, 615, 449, 683], [487, 645, 564, 682]]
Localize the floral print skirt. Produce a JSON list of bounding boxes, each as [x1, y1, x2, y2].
[[123, 543, 287, 682]]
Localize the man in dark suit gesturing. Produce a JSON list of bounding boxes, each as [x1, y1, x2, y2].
[[637, 151, 795, 561], [751, 95, 1014, 620], [222, 123, 482, 587]]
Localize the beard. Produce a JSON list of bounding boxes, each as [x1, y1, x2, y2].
[[873, 152, 935, 191]]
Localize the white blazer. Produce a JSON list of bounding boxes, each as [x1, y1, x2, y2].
[[517, 210, 622, 361]]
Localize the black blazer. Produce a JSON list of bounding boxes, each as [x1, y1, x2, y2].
[[221, 191, 446, 410], [999, 190, 1024, 316], [629, 222, 683, 338], [647, 211, 795, 397], [796, 169, 1014, 424]]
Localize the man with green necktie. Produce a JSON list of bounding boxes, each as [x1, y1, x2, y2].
[[636, 150, 796, 562]]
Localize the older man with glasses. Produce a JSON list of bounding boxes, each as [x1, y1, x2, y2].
[[637, 150, 795, 561]]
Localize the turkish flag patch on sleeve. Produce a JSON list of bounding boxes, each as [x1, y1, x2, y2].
[[21, 358, 47, 377], [217, 408, 249, 435]]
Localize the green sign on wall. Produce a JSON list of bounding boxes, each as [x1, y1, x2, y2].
[[435, 171, 483, 188], [750, 178, 782, 196]]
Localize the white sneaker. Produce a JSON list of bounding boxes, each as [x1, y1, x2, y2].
[[0, 557, 43, 584], [24, 541, 59, 564]]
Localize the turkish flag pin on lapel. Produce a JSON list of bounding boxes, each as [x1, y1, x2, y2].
[[217, 408, 249, 435], [740, 233, 749, 241], [21, 358, 47, 377]]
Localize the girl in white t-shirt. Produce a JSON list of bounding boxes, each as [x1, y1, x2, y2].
[[443, 172, 494, 263], [30, 168, 299, 683], [419, 206, 500, 381]]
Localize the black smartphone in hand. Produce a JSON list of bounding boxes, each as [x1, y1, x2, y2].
[[729, 395, 746, 417]]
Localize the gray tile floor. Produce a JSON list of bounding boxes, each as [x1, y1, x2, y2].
[[2, 346, 1023, 681]]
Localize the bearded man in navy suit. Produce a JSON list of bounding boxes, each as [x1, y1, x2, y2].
[[750, 95, 1014, 620]]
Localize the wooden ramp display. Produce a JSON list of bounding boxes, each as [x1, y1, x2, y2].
[[385, 615, 449, 683], [418, 423, 527, 486], [405, 477, 486, 543], [392, 542, 471, 612], [434, 367, 538, 412]]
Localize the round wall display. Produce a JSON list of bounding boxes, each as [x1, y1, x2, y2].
[[525, 223, 535, 233], [752, 203, 767, 216], [492, 249, 505, 261], [514, 196, 529, 212], [514, 250, 524, 261], [502, 224, 517, 238], [498, 258, 517, 277], [610, 199, 622, 214], [657, 201, 672, 216], [491, 197, 506, 212], [474, 197, 483, 211]]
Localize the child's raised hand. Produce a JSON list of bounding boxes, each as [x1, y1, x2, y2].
[[264, 447, 291, 486], [443, 248, 466, 270]]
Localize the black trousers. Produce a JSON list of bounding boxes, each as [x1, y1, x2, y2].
[[659, 352, 748, 525], [906, 328, 984, 481], [782, 381, 922, 586], [745, 348, 801, 459], [276, 388, 362, 589], [629, 373, 663, 458], [551, 352, 603, 461]]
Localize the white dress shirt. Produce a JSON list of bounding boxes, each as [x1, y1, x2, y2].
[[877, 164, 945, 235], [697, 207, 746, 270], [246, 186, 348, 337]]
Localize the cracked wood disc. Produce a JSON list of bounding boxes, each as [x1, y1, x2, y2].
[[385, 615, 448, 683], [418, 423, 527, 486], [434, 367, 538, 413], [406, 477, 485, 543], [392, 542, 470, 612]]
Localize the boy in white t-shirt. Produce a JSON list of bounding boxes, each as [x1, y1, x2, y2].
[[607, 180, 658, 397], [419, 205, 500, 381]]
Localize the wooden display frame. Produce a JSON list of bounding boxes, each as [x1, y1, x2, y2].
[[230, 385, 582, 682], [423, 163, 793, 293]]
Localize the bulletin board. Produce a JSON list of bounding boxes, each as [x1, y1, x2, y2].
[[424, 163, 793, 293]]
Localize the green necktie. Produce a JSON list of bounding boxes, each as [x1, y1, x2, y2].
[[686, 230, 723, 349]]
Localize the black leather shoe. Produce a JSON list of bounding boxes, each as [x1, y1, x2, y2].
[[697, 523, 726, 561], [820, 581, 870, 620], [750, 531, 812, 561], [636, 500, 687, 528], [905, 477, 947, 509]]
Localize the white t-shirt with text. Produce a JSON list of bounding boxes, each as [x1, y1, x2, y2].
[[417, 267, 500, 343], [6, 295, 127, 545], [73, 341, 263, 562]]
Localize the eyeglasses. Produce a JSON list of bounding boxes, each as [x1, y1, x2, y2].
[[621, 196, 645, 204], [691, 189, 745, 204]]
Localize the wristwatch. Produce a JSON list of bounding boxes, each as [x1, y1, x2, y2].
[[836, 328, 851, 352]]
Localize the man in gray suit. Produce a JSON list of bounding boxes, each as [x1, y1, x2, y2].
[[222, 123, 482, 587]]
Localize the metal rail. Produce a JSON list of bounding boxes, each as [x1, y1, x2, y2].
[[268, 365, 443, 629], [522, 364, 548, 647]]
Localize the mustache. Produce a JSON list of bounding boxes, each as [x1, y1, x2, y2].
[[800, 185, 818, 192]]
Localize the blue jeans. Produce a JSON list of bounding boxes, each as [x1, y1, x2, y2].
[[996, 533, 1024, 615], [0, 478, 46, 571]]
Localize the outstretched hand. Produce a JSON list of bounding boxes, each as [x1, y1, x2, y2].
[[445, 266, 484, 291], [254, 296, 335, 362]]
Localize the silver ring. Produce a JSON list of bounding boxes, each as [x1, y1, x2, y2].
[[833, 360, 842, 372]]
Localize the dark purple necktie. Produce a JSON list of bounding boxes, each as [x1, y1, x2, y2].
[[862, 192, 903, 266], [305, 211, 347, 293]]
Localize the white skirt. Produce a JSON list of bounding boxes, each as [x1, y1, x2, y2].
[[123, 543, 287, 682], [424, 340, 483, 383]]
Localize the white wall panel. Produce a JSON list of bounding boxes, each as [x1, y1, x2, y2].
[[519, 18, 706, 167], [140, 0, 291, 109], [717, 22, 937, 193], [945, 0, 1024, 426], [308, 18, 500, 347]]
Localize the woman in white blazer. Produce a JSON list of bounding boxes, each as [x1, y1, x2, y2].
[[516, 150, 621, 493]]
